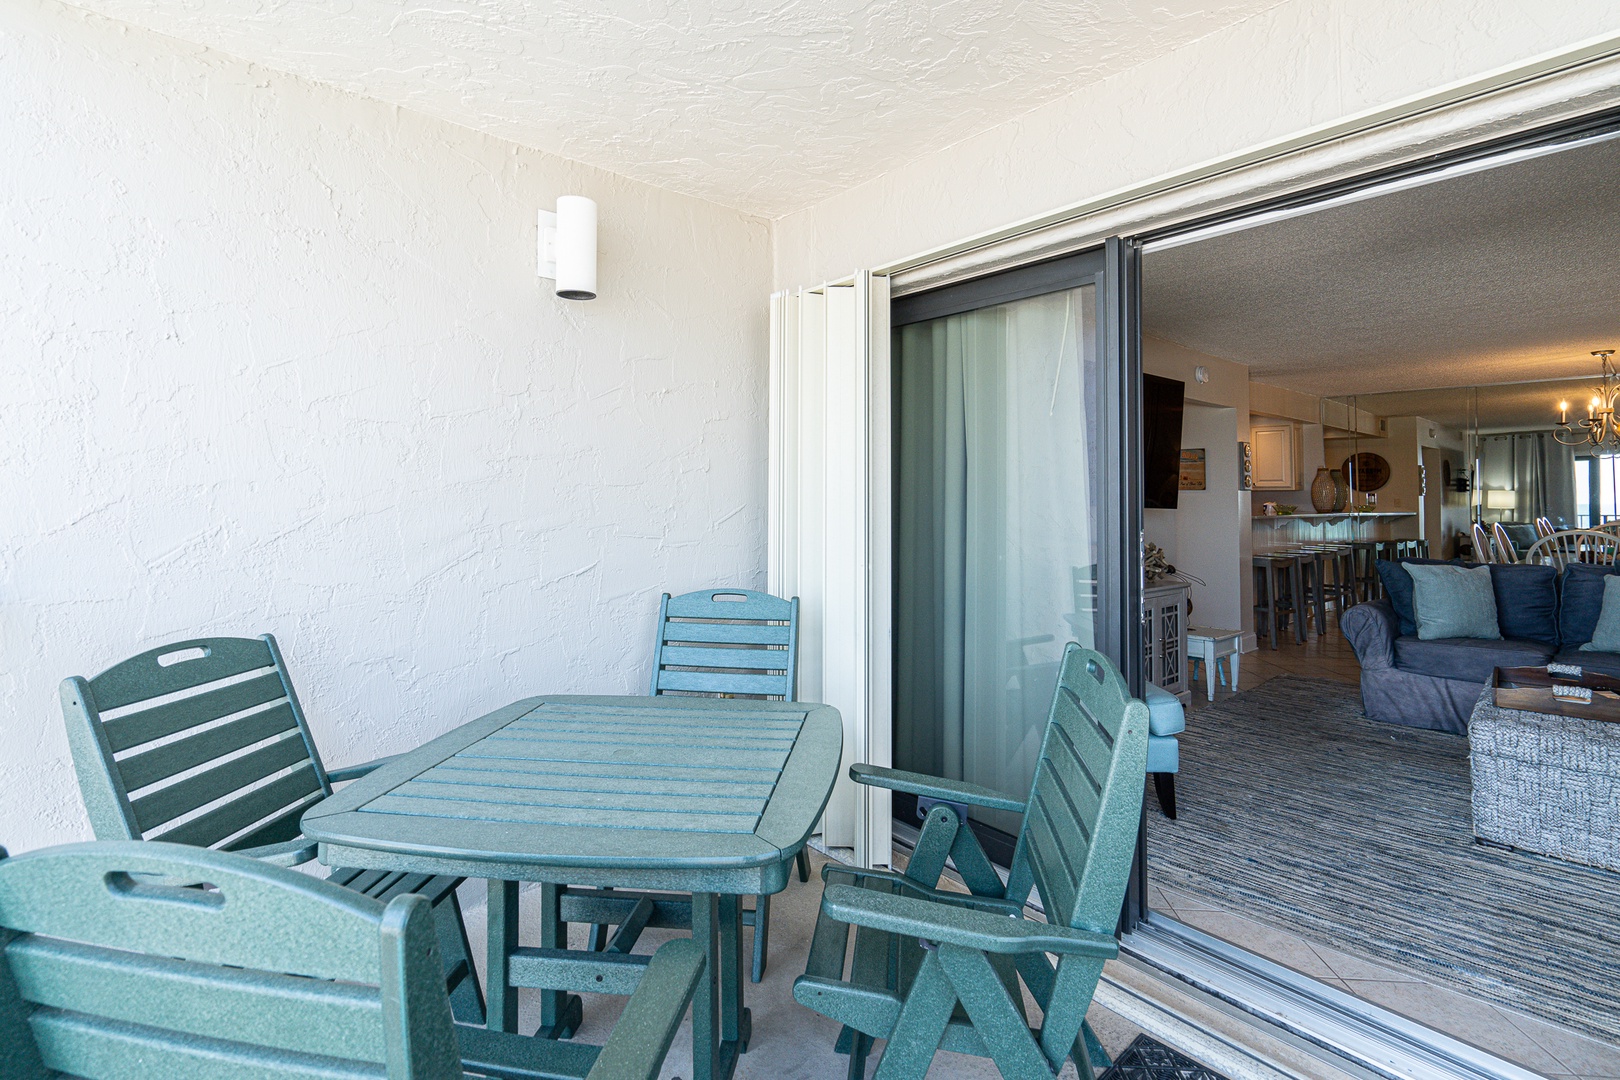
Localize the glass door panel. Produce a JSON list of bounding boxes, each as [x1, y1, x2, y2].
[[892, 249, 1127, 851]]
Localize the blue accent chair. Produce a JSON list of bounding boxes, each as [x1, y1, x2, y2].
[[1144, 682, 1185, 818]]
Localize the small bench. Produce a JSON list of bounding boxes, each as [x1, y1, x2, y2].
[[1187, 626, 1243, 701]]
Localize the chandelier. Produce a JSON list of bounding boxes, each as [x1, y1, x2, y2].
[[1554, 350, 1620, 449]]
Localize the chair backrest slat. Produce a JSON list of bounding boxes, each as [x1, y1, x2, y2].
[[62, 636, 332, 849], [650, 589, 799, 701], [129, 736, 317, 835], [8, 937, 386, 1063], [101, 669, 289, 754], [0, 842, 462, 1079], [118, 702, 300, 792], [1008, 646, 1148, 933], [156, 766, 323, 850]]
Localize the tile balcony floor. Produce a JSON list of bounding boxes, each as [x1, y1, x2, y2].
[[458, 851, 1156, 1079], [1171, 607, 1620, 1080]]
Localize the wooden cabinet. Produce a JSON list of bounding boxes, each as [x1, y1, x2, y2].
[[1144, 580, 1191, 703], [1250, 423, 1298, 490]]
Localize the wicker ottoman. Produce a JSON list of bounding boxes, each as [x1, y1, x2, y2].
[[1469, 686, 1620, 871]]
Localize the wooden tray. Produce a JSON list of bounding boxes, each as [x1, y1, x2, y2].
[[1492, 666, 1620, 724]]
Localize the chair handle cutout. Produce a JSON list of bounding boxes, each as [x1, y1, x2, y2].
[[106, 871, 226, 910], [711, 593, 748, 602], [157, 646, 213, 667]]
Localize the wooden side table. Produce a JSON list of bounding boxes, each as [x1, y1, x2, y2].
[[1187, 627, 1243, 701]]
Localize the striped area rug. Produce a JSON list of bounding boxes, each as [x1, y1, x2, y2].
[[1147, 675, 1620, 1046]]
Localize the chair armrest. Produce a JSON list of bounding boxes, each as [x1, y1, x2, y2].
[[819, 865, 1025, 916], [1340, 599, 1398, 670], [233, 838, 317, 867], [586, 938, 706, 1080], [454, 939, 703, 1080], [821, 885, 1118, 958], [326, 754, 402, 784], [849, 764, 1026, 814]]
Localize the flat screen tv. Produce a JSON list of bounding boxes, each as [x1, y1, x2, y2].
[[1143, 374, 1185, 510]]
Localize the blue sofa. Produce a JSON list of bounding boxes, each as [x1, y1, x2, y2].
[[1342, 559, 1620, 734]]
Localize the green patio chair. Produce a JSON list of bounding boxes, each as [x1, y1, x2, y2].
[[650, 588, 809, 982], [576, 589, 812, 981], [57, 634, 484, 1023], [793, 644, 1149, 1079], [0, 840, 703, 1079]]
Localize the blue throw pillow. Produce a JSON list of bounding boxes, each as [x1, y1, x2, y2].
[[1407, 563, 1501, 640], [1376, 558, 1458, 636], [1489, 563, 1559, 646], [1558, 563, 1620, 647], [1580, 576, 1620, 653]]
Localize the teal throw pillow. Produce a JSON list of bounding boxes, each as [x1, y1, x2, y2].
[[1406, 563, 1501, 641], [1580, 575, 1620, 653]]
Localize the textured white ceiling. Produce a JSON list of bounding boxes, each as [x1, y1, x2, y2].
[[1143, 133, 1620, 397], [64, 0, 1286, 217]]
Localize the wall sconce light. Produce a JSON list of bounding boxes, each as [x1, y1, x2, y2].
[[538, 195, 597, 301]]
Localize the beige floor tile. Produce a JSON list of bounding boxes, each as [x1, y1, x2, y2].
[[1500, 1008, 1620, 1078], [1311, 943, 1420, 984], [1172, 908, 1337, 980], [1343, 980, 1569, 1075], [1156, 885, 1220, 913]]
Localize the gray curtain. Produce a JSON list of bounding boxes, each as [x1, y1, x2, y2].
[[1478, 432, 1576, 524], [893, 286, 1097, 833]]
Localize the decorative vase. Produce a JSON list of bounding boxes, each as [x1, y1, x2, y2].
[[1330, 467, 1349, 512], [1311, 467, 1337, 513]]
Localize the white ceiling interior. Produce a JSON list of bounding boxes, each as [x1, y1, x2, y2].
[[65, 0, 1285, 218], [1143, 131, 1620, 402]]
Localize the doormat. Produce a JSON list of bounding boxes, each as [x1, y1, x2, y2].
[[1100, 1034, 1230, 1080]]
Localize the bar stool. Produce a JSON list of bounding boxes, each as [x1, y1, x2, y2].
[[1312, 543, 1357, 613], [1280, 548, 1327, 636], [1348, 540, 1382, 602], [1253, 554, 1303, 649]]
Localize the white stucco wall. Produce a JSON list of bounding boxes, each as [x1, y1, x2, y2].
[[1, 0, 771, 852], [773, 0, 1620, 287]]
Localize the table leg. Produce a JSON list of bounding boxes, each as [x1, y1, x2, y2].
[[692, 892, 721, 1080], [1203, 647, 1216, 700], [1230, 650, 1240, 690], [718, 894, 751, 1052], [537, 882, 583, 1040], [487, 879, 519, 1033]]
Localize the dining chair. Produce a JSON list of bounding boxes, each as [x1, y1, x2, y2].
[[0, 840, 702, 1080], [58, 635, 484, 1022], [1525, 529, 1620, 571], [793, 644, 1148, 1080], [1535, 516, 1556, 539], [1491, 522, 1521, 564], [645, 588, 806, 982], [1472, 522, 1496, 564]]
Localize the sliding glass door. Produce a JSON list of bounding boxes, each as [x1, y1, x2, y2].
[[890, 242, 1141, 862]]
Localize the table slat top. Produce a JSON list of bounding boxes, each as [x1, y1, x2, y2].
[[302, 696, 842, 883]]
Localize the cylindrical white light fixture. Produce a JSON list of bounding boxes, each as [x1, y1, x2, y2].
[[538, 196, 597, 301]]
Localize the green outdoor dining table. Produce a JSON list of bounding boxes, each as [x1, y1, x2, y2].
[[301, 694, 843, 1080]]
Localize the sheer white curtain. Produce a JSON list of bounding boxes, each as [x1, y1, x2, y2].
[[894, 286, 1098, 834]]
